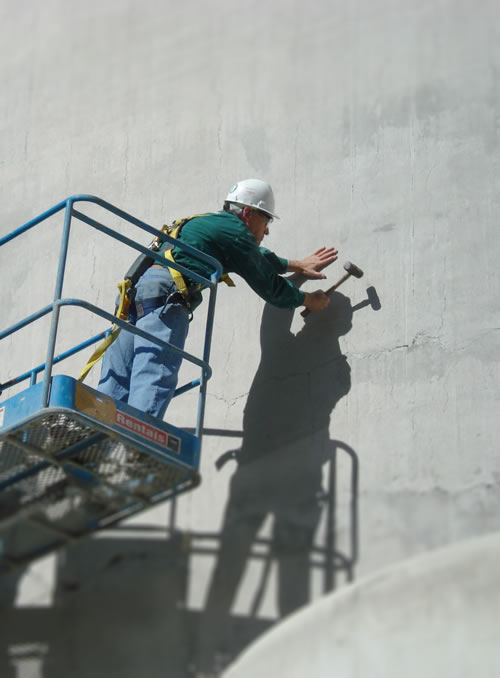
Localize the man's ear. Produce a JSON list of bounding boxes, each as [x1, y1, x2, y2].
[[240, 206, 251, 225]]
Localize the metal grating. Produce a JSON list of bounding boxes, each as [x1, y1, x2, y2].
[[0, 413, 199, 571]]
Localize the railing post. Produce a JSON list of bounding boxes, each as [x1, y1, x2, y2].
[[195, 274, 219, 440], [40, 198, 74, 408]]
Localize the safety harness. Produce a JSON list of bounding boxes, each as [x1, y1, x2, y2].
[[78, 214, 234, 382], [160, 217, 234, 299]]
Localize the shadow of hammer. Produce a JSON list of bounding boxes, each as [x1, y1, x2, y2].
[[301, 261, 364, 318], [352, 286, 381, 312]]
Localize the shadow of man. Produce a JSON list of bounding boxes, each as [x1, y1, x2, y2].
[[197, 285, 355, 674]]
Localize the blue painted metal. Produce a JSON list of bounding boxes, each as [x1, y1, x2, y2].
[[0, 195, 221, 404], [196, 270, 221, 438], [41, 198, 73, 407], [72, 206, 221, 288], [0, 330, 109, 394], [0, 303, 54, 342], [0, 375, 201, 468], [0, 198, 68, 247], [56, 298, 212, 378], [0, 196, 222, 570]]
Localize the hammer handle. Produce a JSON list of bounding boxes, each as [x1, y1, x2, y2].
[[324, 272, 351, 295], [300, 272, 351, 318]]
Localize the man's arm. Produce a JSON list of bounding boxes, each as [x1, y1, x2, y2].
[[231, 230, 306, 308], [231, 230, 338, 311]]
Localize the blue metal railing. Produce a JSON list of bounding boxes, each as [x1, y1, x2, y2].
[[0, 195, 223, 440]]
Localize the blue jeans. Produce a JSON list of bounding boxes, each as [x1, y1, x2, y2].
[[97, 267, 190, 419]]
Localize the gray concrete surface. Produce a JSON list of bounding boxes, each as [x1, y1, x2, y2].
[[223, 531, 500, 678], [0, 0, 499, 676]]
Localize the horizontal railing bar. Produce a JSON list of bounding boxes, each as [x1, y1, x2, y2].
[[173, 378, 201, 398], [0, 330, 110, 391], [1, 297, 211, 391], [72, 208, 222, 287], [55, 298, 212, 378], [0, 198, 68, 246], [0, 304, 53, 342], [71, 195, 223, 276]]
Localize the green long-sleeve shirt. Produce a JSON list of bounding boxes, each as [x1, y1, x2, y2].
[[168, 211, 305, 309]]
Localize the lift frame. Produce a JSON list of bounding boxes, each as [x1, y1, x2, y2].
[[0, 195, 222, 572]]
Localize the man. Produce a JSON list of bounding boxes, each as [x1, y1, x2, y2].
[[97, 179, 337, 419]]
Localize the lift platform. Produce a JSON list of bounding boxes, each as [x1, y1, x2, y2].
[[0, 196, 222, 573]]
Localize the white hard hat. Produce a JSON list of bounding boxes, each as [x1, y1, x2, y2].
[[225, 179, 279, 220]]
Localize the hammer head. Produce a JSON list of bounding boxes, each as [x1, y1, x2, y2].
[[344, 261, 364, 278]]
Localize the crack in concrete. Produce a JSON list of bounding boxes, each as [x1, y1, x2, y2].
[[88, 247, 98, 296], [454, 327, 500, 352], [346, 327, 500, 361], [346, 331, 442, 360], [217, 122, 222, 154], [208, 391, 250, 409]]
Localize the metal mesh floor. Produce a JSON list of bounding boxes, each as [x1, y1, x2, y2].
[[0, 412, 199, 571]]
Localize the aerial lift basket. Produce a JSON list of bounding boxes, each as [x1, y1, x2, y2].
[[0, 196, 222, 573]]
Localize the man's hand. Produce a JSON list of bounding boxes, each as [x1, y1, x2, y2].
[[303, 290, 330, 313], [288, 247, 338, 279]]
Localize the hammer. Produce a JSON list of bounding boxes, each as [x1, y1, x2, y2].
[[301, 261, 364, 318]]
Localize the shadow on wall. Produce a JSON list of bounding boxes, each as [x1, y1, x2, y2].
[[1, 533, 194, 678], [0, 568, 25, 678], [0, 285, 371, 678], [196, 285, 359, 674]]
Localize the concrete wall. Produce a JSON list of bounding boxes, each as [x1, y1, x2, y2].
[[1, 0, 499, 676]]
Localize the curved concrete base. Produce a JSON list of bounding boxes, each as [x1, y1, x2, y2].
[[223, 532, 500, 678]]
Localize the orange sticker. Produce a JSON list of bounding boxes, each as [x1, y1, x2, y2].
[[75, 383, 116, 426]]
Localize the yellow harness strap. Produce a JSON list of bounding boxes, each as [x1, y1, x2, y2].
[[164, 248, 190, 296], [221, 273, 236, 287], [78, 279, 132, 382], [162, 221, 192, 299]]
